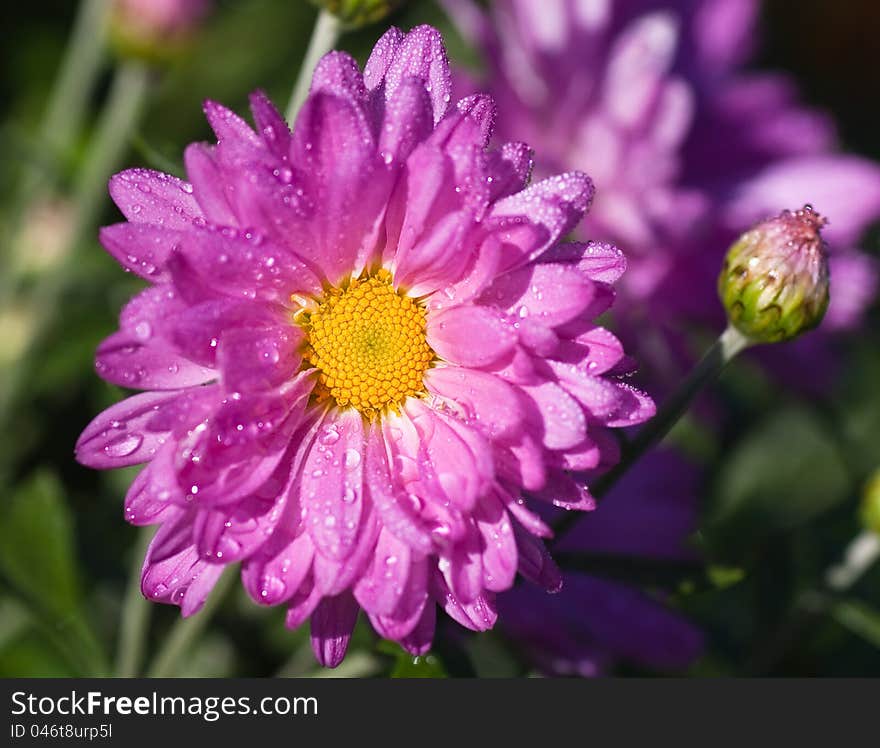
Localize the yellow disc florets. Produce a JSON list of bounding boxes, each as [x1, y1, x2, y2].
[[298, 270, 434, 416]]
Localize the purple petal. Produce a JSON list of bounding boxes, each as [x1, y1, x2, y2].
[[481, 262, 597, 328], [490, 172, 594, 272], [427, 305, 516, 367], [109, 169, 204, 229], [311, 51, 368, 103], [300, 410, 366, 562], [425, 366, 523, 441], [354, 528, 411, 616], [183, 143, 238, 226], [142, 523, 224, 617], [290, 92, 385, 284], [310, 592, 360, 668], [366, 25, 452, 124], [76, 390, 182, 469], [217, 325, 302, 393], [485, 141, 534, 201], [99, 223, 184, 281]]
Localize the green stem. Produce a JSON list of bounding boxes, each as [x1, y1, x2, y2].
[[114, 527, 155, 677], [553, 326, 751, 540], [15, 0, 111, 212], [0, 61, 152, 432], [69, 61, 153, 241], [284, 9, 341, 124], [145, 566, 237, 678], [825, 530, 880, 592], [747, 530, 880, 673]]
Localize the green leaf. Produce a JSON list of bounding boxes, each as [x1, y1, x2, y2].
[[390, 652, 448, 679], [831, 598, 880, 649], [0, 470, 107, 675], [376, 640, 448, 678], [706, 407, 850, 554]]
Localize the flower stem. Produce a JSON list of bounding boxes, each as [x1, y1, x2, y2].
[[114, 527, 154, 678], [144, 566, 238, 678], [825, 530, 880, 591], [284, 9, 341, 124], [15, 0, 110, 214], [553, 326, 751, 540], [69, 61, 153, 241]]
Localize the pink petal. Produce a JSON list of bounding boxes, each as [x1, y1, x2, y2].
[[217, 325, 302, 394], [489, 172, 594, 272], [431, 570, 497, 632], [364, 427, 434, 555], [285, 573, 323, 629], [522, 380, 587, 450], [425, 366, 523, 441], [183, 143, 237, 226], [514, 524, 563, 592], [95, 331, 215, 390], [169, 298, 285, 368], [379, 77, 434, 166], [242, 531, 314, 607], [76, 390, 181, 469], [368, 560, 428, 642], [485, 141, 534, 201], [300, 411, 366, 562], [203, 99, 261, 151], [366, 25, 452, 123], [142, 524, 224, 617], [109, 169, 204, 229], [441, 527, 483, 603], [481, 262, 596, 328], [290, 91, 384, 285], [541, 241, 627, 284], [405, 400, 493, 512], [311, 51, 368, 102], [99, 223, 184, 281], [174, 227, 322, 304], [427, 304, 516, 367], [312, 503, 380, 596], [249, 90, 291, 160], [456, 93, 496, 145], [176, 381, 311, 505], [475, 495, 517, 592], [354, 528, 411, 616], [124, 441, 181, 526], [310, 592, 360, 668], [529, 469, 596, 511], [399, 602, 436, 655]]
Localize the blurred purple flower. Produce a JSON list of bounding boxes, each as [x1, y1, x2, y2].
[[75, 25, 655, 667], [500, 449, 703, 676], [445, 0, 880, 379]]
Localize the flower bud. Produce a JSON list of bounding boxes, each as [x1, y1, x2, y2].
[[309, 0, 404, 29], [718, 206, 830, 344], [110, 0, 212, 64]]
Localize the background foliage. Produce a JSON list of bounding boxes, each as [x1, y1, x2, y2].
[[0, 0, 878, 677]]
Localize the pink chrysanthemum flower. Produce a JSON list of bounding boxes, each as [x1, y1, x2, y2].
[[76, 26, 653, 666]]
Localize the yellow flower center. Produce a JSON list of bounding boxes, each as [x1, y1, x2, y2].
[[298, 271, 435, 416]]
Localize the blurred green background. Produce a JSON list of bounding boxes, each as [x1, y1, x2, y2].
[[0, 0, 879, 677]]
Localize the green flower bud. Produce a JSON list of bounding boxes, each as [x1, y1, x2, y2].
[[719, 205, 830, 344], [861, 469, 880, 535], [310, 0, 404, 30]]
